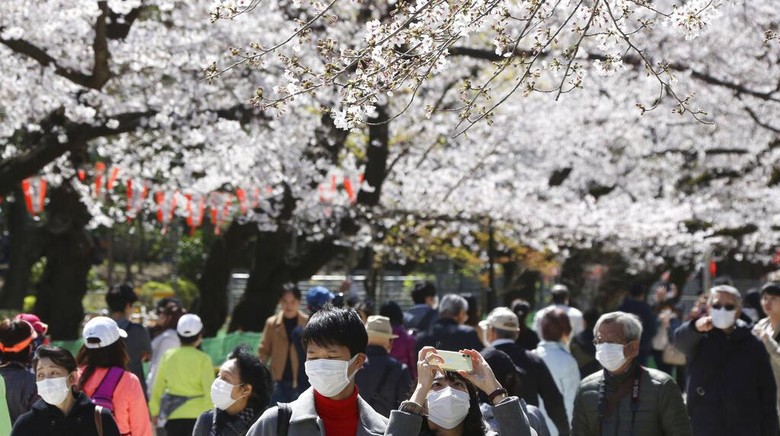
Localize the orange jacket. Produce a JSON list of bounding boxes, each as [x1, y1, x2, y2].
[[80, 366, 152, 436]]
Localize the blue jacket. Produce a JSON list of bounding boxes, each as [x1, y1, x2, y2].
[[415, 318, 483, 353], [674, 319, 778, 436]]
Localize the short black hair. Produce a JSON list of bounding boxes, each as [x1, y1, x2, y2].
[[551, 285, 570, 304], [379, 301, 404, 327], [510, 299, 531, 323], [301, 305, 367, 357], [34, 346, 77, 374], [411, 282, 436, 304], [178, 333, 201, 345], [105, 284, 138, 313], [228, 345, 272, 410], [281, 283, 302, 301]]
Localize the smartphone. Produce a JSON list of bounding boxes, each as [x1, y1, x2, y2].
[[436, 350, 473, 372]]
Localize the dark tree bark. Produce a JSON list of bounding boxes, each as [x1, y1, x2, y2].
[[194, 221, 255, 337], [34, 183, 95, 340], [0, 188, 43, 308]]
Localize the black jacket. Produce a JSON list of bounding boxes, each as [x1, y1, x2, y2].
[[11, 391, 119, 436], [355, 345, 413, 417], [193, 408, 261, 436], [674, 319, 778, 436], [415, 318, 484, 353], [486, 341, 570, 435]]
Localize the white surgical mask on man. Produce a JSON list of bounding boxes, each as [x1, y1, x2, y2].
[[305, 355, 358, 398], [426, 386, 470, 429], [36, 377, 70, 406], [710, 307, 737, 329], [595, 343, 627, 372]]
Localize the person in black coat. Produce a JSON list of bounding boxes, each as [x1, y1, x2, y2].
[[12, 346, 119, 436], [415, 294, 484, 353], [511, 299, 540, 351], [354, 316, 412, 417], [617, 283, 657, 366], [674, 285, 778, 436], [480, 307, 570, 435]]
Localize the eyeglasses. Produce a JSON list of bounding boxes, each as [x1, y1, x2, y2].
[[592, 339, 630, 346], [711, 304, 736, 311]]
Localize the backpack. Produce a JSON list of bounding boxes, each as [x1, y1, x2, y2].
[[91, 367, 124, 412], [276, 402, 292, 436]]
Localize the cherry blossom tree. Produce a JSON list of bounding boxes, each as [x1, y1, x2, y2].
[[2, 0, 779, 337]]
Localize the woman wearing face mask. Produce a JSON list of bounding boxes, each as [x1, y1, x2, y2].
[[0, 318, 40, 424], [193, 346, 272, 436], [11, 346, 120, 435], [386, 347, 536, 436]]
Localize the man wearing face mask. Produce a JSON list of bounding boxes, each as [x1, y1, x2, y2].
[[247, 305, 388, 436], [674, 285, 778, 436], [572, 311, 690, 435], [416, 294, 484, 353]]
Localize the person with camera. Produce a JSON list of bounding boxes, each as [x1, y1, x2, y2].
[[385, 347, 536, 436]]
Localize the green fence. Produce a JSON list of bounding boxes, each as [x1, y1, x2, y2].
[[52, 331, 263, 369]]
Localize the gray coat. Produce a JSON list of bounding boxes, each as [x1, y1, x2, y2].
[[246, 387, 387, 436], [385, 396, 537, 436]]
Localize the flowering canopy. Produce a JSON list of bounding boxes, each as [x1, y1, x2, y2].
[[1, 0, 779, 272]]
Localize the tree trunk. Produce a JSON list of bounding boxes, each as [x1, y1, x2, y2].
[[194, 221, 255, 337], [229, 228, 348, 332], [0, 188, 43, 308], [34, 183, 95, 340]]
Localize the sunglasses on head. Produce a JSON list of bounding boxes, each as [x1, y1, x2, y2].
[[711, 304, 736, 311]]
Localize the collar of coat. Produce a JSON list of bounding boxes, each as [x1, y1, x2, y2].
[[288, 387, 387, 435]]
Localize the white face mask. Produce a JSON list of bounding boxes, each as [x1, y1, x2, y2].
[[305, 355, 358, 398], [211, 378, 240, 410], [710, 308, 737, 330], [595, 343, 627, 372], [426, 386, 471, 429], [37, 377, 70, 406]]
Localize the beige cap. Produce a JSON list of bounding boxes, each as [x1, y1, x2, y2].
[[365, 315, 398, 339], [480, 307, 520, 332]]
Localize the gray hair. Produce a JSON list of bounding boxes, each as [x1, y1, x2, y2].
[[708, 285, 742, 306], [593, 311, 643, 342], [438, 294, 468, 319]]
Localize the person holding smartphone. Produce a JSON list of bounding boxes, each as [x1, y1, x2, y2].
[[385, 347, 536, 436]]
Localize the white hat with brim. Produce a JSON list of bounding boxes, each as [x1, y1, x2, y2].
[[82, 316, 127, 349], [483, 307, 520, 332], [365, 315, 398, 339]]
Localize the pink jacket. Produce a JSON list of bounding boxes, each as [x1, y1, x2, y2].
[[80, 366, 152, 436], [389, 325, 417, 380]]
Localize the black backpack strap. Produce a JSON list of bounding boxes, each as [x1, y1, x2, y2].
[[277, 402, 292, 436]]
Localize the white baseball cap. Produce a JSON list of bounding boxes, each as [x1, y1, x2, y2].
[[177, 314, 203, 337], [82, 316, 127, 349]]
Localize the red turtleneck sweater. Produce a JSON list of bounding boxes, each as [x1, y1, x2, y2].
[[313, 385, 360, 436]]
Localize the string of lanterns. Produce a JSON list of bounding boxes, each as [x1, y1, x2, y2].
[[16, 163, 364, 234]]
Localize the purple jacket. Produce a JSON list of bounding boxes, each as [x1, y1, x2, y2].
[[389, 325, 417, 380]]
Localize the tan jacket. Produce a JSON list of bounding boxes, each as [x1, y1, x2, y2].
[[258, 310, 308, 385]]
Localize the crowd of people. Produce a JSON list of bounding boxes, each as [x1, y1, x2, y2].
[[0, 278, 779, 435]]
